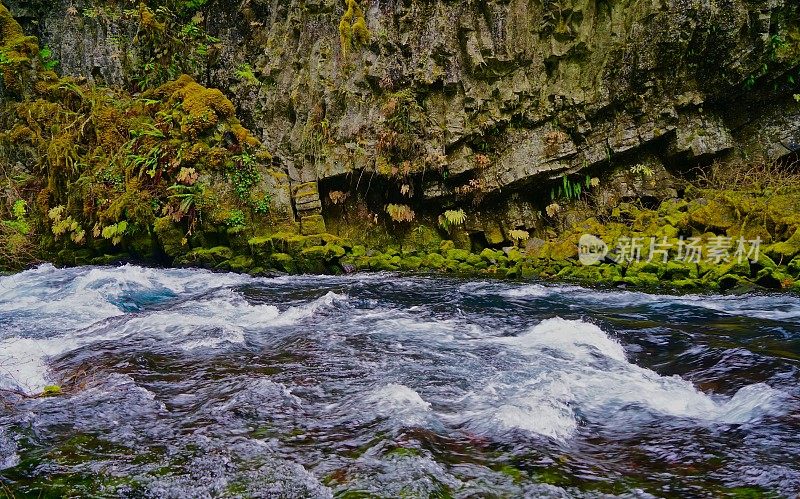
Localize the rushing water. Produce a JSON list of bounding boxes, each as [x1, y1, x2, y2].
[[0, 265, 799, 498]]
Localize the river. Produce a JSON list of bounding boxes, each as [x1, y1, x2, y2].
[[0, 264, 798, 497]]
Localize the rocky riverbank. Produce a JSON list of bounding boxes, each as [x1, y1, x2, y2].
[[1, 1, 800, 293]]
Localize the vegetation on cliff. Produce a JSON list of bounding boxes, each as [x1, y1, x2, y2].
[[1, 1, 800, 294], [0, 3, 278, 269]]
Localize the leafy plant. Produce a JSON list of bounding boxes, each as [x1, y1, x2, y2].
[[129, 124, 165, 139], [253, 196, 271, 215], [235, 63, 260, 85], [545, 202, 561, 218], [550, 174, 592, 201], [38, 46, 59, 71], [630, 164, 655, 177], [224, 209, 246, 228], [167, 183, 203, 215], [101, 221, 128, 246], [2, 200, 30, 235], [128, 145, 163, 178], [439, 209, 466, 230], [382, 89, 423, 134], [130, 6, 219, 90], [474, 154, 491, 168], [795, 94, 800, 102], [509, 229, 530, 242], [48, 205, 86, 244], [174, 0, 210, 15], [230, 151, 260, 200], [386, 203, 415, 223], [328, 190, 349, 205], [742, 34, 793, 91], [176, 167, 199, 186]]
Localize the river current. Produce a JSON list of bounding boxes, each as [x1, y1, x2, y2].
[[0, 264, 798, 497]]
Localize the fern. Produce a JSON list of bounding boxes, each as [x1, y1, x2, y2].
[[439, 209, 466, 229], [386, 203, 415, 223], [550, 174, 597, 202], [2, 200, 30, 235], [167, 184, 203, 215], [630, 164, 655, 177], [509, 229, 530, 241], [39, 46, 59, 71], [235, 63, 260, 85]]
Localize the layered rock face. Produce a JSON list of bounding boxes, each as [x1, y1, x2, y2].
[[9, 0, 800, 235], [2, 0, 800, 290]]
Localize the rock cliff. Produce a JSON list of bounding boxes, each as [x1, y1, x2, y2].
[[1, 0, 800, 290]]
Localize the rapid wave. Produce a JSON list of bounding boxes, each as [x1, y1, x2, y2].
[[463, 281, 800, 323], [0, 265, 345, 394], [457, 318, 787, 440], [1, 264, 797, 495]]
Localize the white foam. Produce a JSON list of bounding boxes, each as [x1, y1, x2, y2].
[[0, 428, 19, 471], [273, 291, 348, 326], [0, 336, 81, 394], [369, 383, 432, 411], [364, 384, 433, 425], [0, 264, 251, 337], [458, 318, 787, 440], [496, 317, 627, 362], [0, 266, 346, 394]]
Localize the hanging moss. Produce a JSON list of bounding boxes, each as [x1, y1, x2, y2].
[[339, 0, 370, 57], [0, 3, 41, 96]]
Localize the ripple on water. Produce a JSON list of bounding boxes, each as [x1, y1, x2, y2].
[[0, 265, 797, 496]]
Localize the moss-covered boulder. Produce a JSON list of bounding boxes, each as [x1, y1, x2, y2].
[[177, 246, 233, 268], [689, 199, 738, 231], [766, 228, 800, 263]]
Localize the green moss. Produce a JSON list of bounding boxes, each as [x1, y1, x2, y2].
[[423, 252, 445, 269], [479, 248, 499, 263], [220, 255, 253, 272], [399, 255, 423, 270], [41, 385, 62, 397], [446, 248, 471, 262], [497, 464, 525, 483], [301, 214, 327, 235], [689, 199, 738, 231], [177, 246, 233, 267], [402, 225, 443, 253], [788, 256, 800, 277], [368, 253, 399, 271], [302, 244, 346, 260], [766, 228, 800, 262], [269, 252, 296, 273], [339, 0, 370, 57], [623, 272, 660, 288]]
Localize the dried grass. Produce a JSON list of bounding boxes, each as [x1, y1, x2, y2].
[[691, 155, 800, 193]]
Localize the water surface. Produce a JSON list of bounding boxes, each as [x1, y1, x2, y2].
[[0, 265, 798, 497]]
